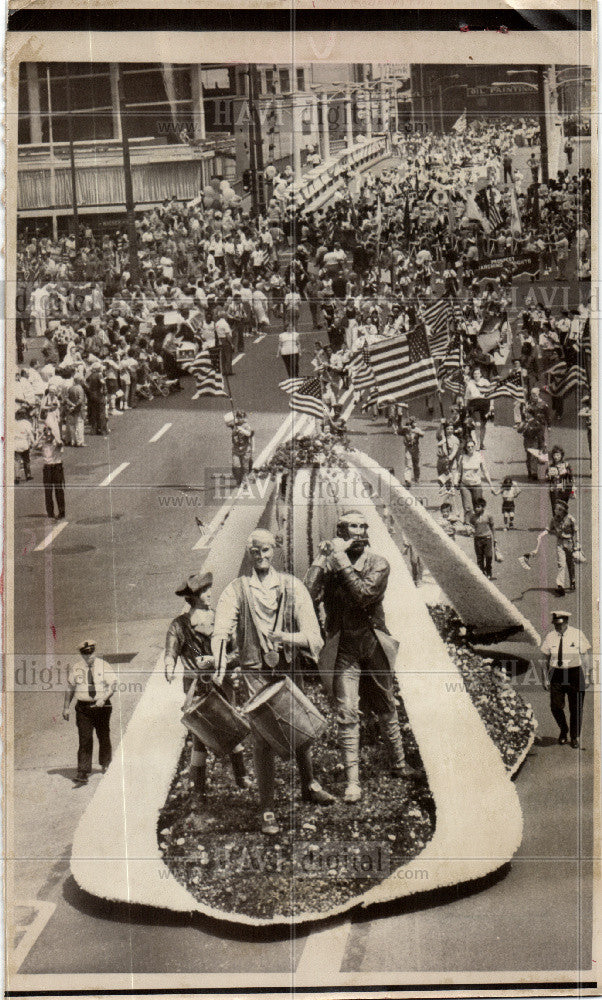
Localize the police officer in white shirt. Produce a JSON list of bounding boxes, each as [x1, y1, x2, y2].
[[63, 641, 118, 784], [540, 611, 591, 748]]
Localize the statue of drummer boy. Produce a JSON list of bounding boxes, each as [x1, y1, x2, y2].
[[164, 571, 251, 803], [212, 529, 335, 835]]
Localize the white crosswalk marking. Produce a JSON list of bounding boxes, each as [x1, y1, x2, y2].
[[12, 900, 56, 971]]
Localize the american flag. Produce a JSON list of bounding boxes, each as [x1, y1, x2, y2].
[[483, 368, 525, 402], [546, 361, 589, 399], [443, 368, 466, 395], [279, 376, 306, 394], [289, 376, 328, 420], [581, 319, 591, 357], [476, 187, 504, 230], [437, 333, 464, 393], [194, 369, 228, 397], [422, 299, 450, 358], [349, 349, 376, 390], [422, 298, 465, 359], [180, 348, 215, 377], [368, 327, 439, 403]]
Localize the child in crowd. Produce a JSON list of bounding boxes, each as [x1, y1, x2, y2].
[[500, 475, 522, 530], [438, 501, 462, 540]]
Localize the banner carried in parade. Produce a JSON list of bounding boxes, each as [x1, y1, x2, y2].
[[368, 327, 439, 402], [476, 253, 539, 280]]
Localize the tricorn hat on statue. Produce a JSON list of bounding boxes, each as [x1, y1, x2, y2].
[[175, 571, 213, 599]]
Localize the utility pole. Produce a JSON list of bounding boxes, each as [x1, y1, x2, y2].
[[247, 63, 266, 218], [46, 66, 58, 241], [537, 65, 550, 184], [64, 66, 79, 251], [116, 64, 140, 283]]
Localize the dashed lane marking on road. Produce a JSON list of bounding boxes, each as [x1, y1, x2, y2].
[[12, 899, 56, 972], [253, 333, 267, 344], [232, 353, 244, 366], [149, 422, 172, 443], [295, 920, 352, 977], [34, 521, 68, 552], [98, 462, 130, 487]]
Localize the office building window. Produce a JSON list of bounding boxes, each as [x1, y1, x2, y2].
[[296, 68, 305, 91], [279, 68, 290, 93]]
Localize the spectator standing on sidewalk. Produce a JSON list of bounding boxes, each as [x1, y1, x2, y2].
[[14, 406, 35, 484], [64, 376, 86, 447], [63, 640, 118, 785], [39, 397, 66, 520]]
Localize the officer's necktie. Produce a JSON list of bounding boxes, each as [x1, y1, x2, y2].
[[87, 665, 97, 701], [557, 635, 564, 668]]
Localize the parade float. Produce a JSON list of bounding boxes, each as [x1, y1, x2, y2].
[[71, 438, 538, 926]]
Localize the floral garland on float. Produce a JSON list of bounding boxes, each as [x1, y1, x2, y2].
[[71, 435, 537, 926]]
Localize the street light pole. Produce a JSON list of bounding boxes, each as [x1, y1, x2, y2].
[[247, 63, 266, 217], [64, 66, 79, 251], [116, 64, 140, 283], [536, 66, 550, 184]]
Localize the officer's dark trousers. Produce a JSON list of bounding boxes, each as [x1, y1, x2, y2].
[[550, 668, 585, 741], [75, 701, 112, 775]]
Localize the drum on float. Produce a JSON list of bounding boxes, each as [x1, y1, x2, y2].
[[243, 675, 328, 760], [181, 684, 251, 756]]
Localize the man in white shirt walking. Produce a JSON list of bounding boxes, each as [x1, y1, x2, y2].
[[540, 611, 591, 748], [63, 641, 118, 784]]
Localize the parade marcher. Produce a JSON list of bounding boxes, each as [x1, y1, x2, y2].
[[540, 611, 591, 748], [164, 571, 251, 801], [547, 445, 574, 511], [230, 410, 254, 486], [528, 500, 584, 596], [468, 497, 497, 579], [212, 529, 335, 835], [400, 416, 425, 485], [464, 366, 492, 449], [277, 327, 300, 378], [305, 510, 418, 805], [499, 475, 521, 530], [62, 640, 117, 785], [457, 438, 496, 524]]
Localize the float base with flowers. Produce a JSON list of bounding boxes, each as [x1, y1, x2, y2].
[[71, 439, 538, 926]]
